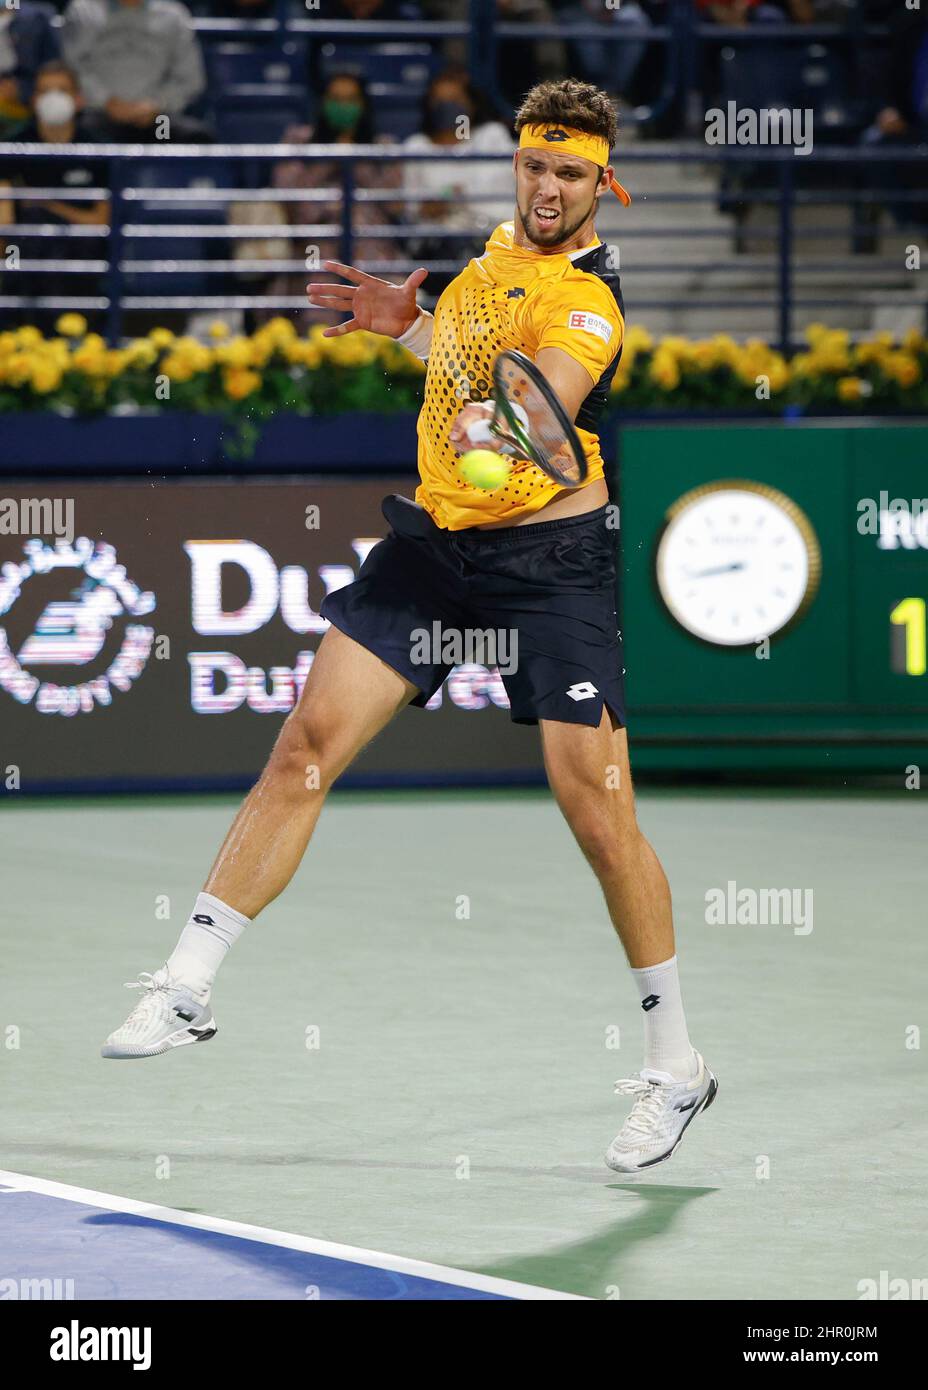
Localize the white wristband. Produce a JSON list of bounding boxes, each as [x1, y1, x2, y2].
[[394, 308, 434, 360], [465, 400, 528, 449]]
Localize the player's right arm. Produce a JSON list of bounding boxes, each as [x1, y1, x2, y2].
[[306, 260, 432, 345]]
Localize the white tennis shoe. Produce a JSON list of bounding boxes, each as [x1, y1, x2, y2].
[[605, 1051, 718, 1174], [101, 966, 217, 1059]]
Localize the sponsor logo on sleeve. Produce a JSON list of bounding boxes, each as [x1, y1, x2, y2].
[[567, 311, 613, 344]]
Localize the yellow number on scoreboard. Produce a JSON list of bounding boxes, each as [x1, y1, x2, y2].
[[890, 598, 927, 676]]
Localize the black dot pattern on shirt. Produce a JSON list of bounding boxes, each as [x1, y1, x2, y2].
[[422, 276, 550, 514]]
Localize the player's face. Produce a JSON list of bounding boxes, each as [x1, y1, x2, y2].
[[514, 150, 603, 249]]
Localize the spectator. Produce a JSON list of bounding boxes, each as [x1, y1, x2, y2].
[[61, 0, 209, 141], [495, 0, 567, 111], [410, 1, 566, 112], [862, 3, 928, 141], [782, 0, 854, 19], [230, 72, 404, 331], [307, 0, 422, 91], [0, 2, 59, 138], [0, 62, 108, 329], [401, 65, 515, 294], [556, 0, 653, 106], [208, 0, 275, 15], [859, 3, 928, 231], [697, 0, 786, 23], [324, 0, 417, 13]]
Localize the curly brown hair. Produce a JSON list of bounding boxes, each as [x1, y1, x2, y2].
[[513, 79, 618, 154]]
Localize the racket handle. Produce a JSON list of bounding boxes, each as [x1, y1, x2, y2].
[[465, 402, 529, 447]]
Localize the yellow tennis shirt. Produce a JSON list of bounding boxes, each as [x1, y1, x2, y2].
[[414, 219, 625, 530]]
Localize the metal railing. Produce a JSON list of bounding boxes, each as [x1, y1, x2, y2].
[[1, 142, 926, 349]]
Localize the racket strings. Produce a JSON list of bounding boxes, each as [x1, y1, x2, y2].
[[494, 360, 584, 486]]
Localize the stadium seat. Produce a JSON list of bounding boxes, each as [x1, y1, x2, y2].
[[367, 82, 426, 141], [718, 43, 798, 113], [315, 42, 442, 91], [121, 159, 236, 296], [206, 39, 309, 90], [213, 84, 309, 143], [795, 43, 857, 138]]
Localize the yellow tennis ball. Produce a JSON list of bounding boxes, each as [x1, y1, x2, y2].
[[459, 449, 511, 490]]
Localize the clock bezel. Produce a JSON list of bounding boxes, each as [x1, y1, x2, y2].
[[653, 478, 823, 648]]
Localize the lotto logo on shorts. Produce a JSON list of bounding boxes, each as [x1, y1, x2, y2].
[[567, 311, 613, 344], [566, 681, 599, 702]]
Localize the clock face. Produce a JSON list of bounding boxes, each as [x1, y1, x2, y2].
[[655, 482, 820, 646]]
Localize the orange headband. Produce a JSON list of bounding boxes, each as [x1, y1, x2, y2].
[[518, 123, 632, 207]]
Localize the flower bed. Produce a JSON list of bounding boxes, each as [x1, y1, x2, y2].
[[1, 317, 926, 423]]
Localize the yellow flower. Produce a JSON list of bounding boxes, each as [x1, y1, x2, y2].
[[55, 313, 88, 339], [260, 316, 298, 348], [223, 367, 262, 400], [42, 338, 72, 369], [30, 358, 63, 394], [285, 339, 323, 369], [160, 351, 196, 383], [148, 327, 175, 350], [209, 321, 231, 340], [854, 341, 882, 367], [902, 326, 925, 354], [124, 339, 158, 369], [324, 332, 377, 368], [790, 351, 818, 379], [104, 348, 131, 377], [169, 336, 213, 373], [4, 352, 33, 387], [649, 349, 680, 392], [882, 351, 921, 389], [217, 336, 257, 368], [837, 376, 864, 402], [15, 325, 43, 347], [72, 334, 108, 374], [709, 334, 741, 368], [767, 355, 790, 393], [624, 324, 653, 354]]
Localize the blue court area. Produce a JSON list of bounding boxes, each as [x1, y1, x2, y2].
[[0, 1179, 526, 1301]]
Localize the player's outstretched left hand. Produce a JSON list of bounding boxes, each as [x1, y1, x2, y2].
[[306, 261, 429, 339]]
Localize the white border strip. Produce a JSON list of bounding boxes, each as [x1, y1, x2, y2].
[[0, 1169, 585, 1301]]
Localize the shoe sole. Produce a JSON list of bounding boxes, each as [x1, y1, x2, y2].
[[101, 1023, 217, 1060], [604, 1070, 719, 1175]]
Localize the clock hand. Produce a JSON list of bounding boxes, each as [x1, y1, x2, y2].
[[683, 561, 747, 579]]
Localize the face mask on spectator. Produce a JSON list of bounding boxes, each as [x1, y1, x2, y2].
[[322, 98, 363, 132], [35, 90, 77, 126]]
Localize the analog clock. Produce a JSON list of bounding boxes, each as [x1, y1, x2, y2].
[[655, 480, 821, 646]]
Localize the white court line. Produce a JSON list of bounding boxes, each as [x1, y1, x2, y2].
[[0, 1168, 585, 1301]]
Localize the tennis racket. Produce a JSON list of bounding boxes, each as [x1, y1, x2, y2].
[[477, 349, 588, 488]]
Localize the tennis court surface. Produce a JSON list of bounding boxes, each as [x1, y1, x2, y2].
[[2, 786, 925, 1301]]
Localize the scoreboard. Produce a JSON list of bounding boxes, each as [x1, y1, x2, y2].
[[619, 421, 928, 773]]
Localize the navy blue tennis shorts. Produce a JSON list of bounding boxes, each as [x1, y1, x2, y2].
[[320, 493, 626, 728]]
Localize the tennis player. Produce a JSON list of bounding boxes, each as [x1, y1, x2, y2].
[[103, 78, 718, 1175]]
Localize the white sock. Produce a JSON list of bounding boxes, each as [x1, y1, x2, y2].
[[630, 954, 697, 1081], [165, 892, 250, 1001]]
